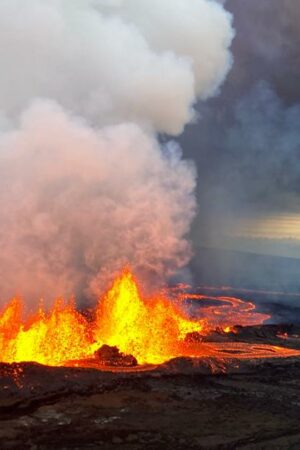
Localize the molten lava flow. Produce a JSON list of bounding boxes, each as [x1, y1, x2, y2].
[[93, 270, 205, 364], [0, 298, 92, 366], [0, 269, 299, 367]]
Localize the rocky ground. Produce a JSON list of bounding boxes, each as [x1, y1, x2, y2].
[[1, 325, 300, 449]]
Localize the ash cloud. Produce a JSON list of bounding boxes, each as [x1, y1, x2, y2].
[[195, 81, 300, 216], [179, 0, 300, 309], [182, 0, 300, 217], [0, 0, 234, 303]]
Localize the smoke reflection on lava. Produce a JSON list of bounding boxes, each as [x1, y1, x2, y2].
[[0, 269, 299, 368]]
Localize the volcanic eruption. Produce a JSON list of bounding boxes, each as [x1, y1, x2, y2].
[[2, 3, 300, 449], [0, 0, 299, 372], [1, 268, 300, 370]]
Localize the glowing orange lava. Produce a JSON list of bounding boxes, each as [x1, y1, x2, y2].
[[0, 269, 299, 367]]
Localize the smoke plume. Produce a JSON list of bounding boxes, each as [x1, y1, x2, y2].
[[0, 0, 233, 302]]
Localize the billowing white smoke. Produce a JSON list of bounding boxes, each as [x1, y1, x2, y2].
[[0, 102, 196, 300], [0, 0, 234, 302]]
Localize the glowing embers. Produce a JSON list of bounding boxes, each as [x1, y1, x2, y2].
[[0, 269, 298, 368]]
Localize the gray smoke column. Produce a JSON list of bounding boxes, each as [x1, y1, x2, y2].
[[0, 0, 234, 303]]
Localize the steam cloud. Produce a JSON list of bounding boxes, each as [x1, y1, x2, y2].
[[0, 0, 233, 302]]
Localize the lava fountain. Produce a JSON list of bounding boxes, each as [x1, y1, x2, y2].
[[0, 269, 299, 368]]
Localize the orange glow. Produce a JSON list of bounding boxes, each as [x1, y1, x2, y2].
[[0, 298, 91, 366], [93, 270, 204, 364], [0, 268, 298, 367]]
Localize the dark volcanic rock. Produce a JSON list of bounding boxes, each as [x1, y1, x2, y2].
[[186, 324, 300, 348], [235, 324, 300, 340], [1, 357, 300, 449], [234, 324, 292, 339], [94, 345, 138, 367], [1, 326, 300, 449], [184, 331, 203, 343], [186, 328, 236, 343]]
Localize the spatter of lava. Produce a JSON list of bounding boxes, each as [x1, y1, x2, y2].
[[0, 269, 298, 367]]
